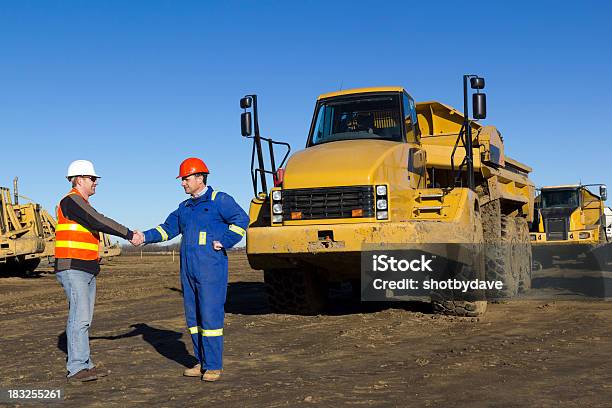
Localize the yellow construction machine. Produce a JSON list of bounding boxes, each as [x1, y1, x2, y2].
[[530, 184, 611, 269], [240, 76, 534, 316], [0, 178, 121, 275], [0, 179, 47, 274]]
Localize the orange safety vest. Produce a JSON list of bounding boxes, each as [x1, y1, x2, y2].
[[55, 189, 100, 261]]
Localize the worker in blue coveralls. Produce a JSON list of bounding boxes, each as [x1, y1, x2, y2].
[[132, 157, 249, 382]]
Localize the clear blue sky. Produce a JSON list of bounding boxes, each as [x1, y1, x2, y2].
[[1, 1, 611, 244]]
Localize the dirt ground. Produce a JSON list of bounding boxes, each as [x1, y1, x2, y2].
[[0, 251, 611, 407]]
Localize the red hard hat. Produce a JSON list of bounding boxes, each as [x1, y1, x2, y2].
[[177, 157, 210, 178]]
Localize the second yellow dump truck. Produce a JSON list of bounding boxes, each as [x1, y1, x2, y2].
[[241, 77, 535, 316], [531, 184, 610, 269]]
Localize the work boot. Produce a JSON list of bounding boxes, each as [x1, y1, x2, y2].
[[88, 367, 108, 378], [67, 369, 97, 383], [202, 369, 222, 382], [183, 364, 203, 377]]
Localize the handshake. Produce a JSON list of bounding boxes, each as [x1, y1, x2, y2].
[[130, 230, 145, 246]]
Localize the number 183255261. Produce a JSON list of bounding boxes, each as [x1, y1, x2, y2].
[[2, 388, 63, 401]]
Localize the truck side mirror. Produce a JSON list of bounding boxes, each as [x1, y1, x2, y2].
[[470, 77, 485, 89], [601, 185, 607, 201], [473, 93, 486, 119], [240, 97, 252, 109], [241, 112, 252, 136]]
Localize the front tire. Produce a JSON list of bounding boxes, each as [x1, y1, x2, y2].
[[264, 268, 328, 315], [431, 250, 487, 317]]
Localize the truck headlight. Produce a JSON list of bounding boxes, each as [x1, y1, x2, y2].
[[579, 232, 590, 239], [271, 189, 283, 222], [376, 199, 387, 210], [375, 185, 388, 220]]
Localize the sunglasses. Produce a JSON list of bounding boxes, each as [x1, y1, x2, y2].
[[181, 174, 201, 181], [81, 176, 99, 182]]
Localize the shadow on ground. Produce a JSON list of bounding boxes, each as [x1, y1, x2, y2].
[[59, 323, 198, 368], [532, 275, 612, 298], [167, 281, 434, 316]]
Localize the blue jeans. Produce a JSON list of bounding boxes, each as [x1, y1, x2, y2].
[[56, 269, 96, 377]]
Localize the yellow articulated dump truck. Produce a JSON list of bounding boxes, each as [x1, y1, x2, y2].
[[1, 179, 121, 276], [240, 76, 534, 316], [530, 184, 610, 269]]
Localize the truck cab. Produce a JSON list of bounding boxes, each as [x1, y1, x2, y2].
[[310, 87, 420, 146], [531, 184, 607, 244], [530, 184, 610, 269]]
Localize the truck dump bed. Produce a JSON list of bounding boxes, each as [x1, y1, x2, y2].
[[417, 101, 534, 219]]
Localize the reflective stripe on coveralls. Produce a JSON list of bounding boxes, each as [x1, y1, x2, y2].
[[189, 326, 223, 336], [228, 224, 246, 236], [156, 226, 169, 241]]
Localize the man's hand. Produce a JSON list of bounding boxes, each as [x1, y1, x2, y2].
[[130, 230, 145, 246], [212, 240, 223, 251]]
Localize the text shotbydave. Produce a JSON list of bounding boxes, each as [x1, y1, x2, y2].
[[371, 278, 503, 292]]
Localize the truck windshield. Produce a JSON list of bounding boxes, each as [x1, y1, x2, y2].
[[309, 94, 403, 146], [541, 189, 580, 208]]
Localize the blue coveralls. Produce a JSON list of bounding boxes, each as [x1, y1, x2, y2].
[[143, 187, 249, 370]]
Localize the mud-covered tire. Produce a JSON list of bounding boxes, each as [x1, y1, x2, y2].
[[264, 269, 328, 315], [429, 195, 488, 317], [482, 199, 531, 299], [432, 300, 487, 317], [485, 215, 520, 298], [430, 220, 487, 317], [430, 250, 487, 317], [515, 217, 532, 293], [482, 200, 513, 298]]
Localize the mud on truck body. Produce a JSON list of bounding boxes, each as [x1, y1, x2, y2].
[[241, 77, 534, 316]]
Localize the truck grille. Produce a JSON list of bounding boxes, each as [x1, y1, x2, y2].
[[546, 218, 568, 241], [282, 186, 375, 220]]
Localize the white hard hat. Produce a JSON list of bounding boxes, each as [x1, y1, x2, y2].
[[66, 160, 100, 179]]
